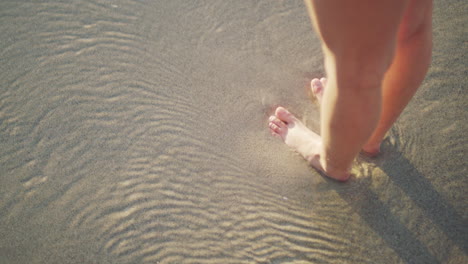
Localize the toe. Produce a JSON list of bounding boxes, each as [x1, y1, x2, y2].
[[320, 77, 327, 86], [311, 78, 323, 95], [269, 122, 282, 134], [269, 115, 287, 128], [275, 107, 295, 124]]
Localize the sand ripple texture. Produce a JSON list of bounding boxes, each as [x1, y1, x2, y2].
[[0, 0, 466, 263]]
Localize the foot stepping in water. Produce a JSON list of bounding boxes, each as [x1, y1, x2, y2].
[[268, 106, 350, 182]]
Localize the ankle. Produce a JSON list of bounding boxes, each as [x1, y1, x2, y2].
[[319, 157, 350, 182], [362, 141, 381, 157]]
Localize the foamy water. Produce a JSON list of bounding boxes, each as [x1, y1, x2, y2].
[[0, 0, 466, 263]]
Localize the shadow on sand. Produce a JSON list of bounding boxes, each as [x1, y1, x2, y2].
[[330, 139, 467, 263]]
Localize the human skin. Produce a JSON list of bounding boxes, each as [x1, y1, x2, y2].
[[268, 0, 433, 181], [362, 0, 433, 155]]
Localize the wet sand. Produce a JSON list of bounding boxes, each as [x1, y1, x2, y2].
[[0, 0, 466, 263]]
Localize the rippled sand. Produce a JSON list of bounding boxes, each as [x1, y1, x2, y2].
[[0, 0, 466, 263]]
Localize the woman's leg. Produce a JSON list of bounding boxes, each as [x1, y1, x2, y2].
[[310, 0, 408, 180], [269, 0, 408, 181], [362, 0, 433, 155]]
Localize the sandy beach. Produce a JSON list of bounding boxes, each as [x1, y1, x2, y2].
[[0, 0, 466, 263]]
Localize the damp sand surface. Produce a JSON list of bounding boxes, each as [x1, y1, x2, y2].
[[0, 1, 466, 263]]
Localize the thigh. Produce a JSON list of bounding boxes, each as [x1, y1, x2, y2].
[[305, 0, 408, 71], [306, 0, 407, 59]]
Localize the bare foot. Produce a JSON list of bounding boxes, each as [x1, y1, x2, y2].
[[268, 106, 349, 181], [311, 77, 327, 105], [310, 77, 381, 157]]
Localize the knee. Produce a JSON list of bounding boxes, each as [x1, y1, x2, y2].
[[398, 18, 431, 45], [398, 0, 432, 44], [323, 41, 395, 92], [333, 56, 390, 92], [348, 70, 385, 94]]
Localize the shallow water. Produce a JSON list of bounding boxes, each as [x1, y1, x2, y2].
[[0, 0, 466, 263]]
